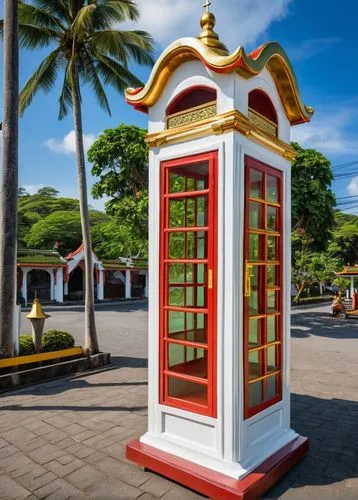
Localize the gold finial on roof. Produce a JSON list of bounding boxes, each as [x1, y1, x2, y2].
[[197, 0, 229, 56]]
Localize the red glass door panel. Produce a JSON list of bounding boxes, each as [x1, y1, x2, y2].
[[160, 152, 218, 417], [244, 156, 283, 419]]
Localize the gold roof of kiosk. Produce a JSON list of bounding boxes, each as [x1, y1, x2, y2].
[[126, 2, 313, 125]]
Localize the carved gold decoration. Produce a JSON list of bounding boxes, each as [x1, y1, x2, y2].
[[167, 101, 217, 129], [126, 39, 313, 125], [145, 109, 296, 161], [248, 108, 277, 137]]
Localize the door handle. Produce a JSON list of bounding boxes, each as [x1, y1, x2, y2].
[[244, 261, 253, 297], [208, 269, 213, 290]]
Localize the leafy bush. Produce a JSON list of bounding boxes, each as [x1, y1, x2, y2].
[[42, 330, 75, 352], [19, 335, 35, 355]]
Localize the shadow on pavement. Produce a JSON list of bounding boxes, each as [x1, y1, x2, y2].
[[265, 392, 358, 498], [291, 311, 358, 340]]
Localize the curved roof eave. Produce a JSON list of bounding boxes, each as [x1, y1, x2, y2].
[[126, 38, 313, 125]]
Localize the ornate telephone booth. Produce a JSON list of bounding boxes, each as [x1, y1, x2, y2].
[[126, 3, 313, 498]]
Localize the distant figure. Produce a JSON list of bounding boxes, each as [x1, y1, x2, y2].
[[331, 292, 348, 319], [352, 289, 358, 310]]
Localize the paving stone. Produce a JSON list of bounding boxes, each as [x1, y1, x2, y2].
[[0, 444, 19, 460], [28, 444, 66, 465], [140, 476, 173, 498], [17, 469, 57, 492], [89, 477, 143, 499], [64, 464, 104, 490], [0, 437, 9, 449], [45, 456, 85, 477], [33, 477, 83, 500], [65, 443, 95, 459], [0, 474, 32, 499]]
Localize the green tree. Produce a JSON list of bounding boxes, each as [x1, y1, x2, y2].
[[0, 0, 19, 357], [291, 142, 336, 249], [8, 0, 154, 354], [89, 124, 148, 203], [328, 211, 358, 266], [92, 220, 148, 259], [36, 186, 59, 198], [25, 210, 110, 252], [292, 231, 339, 303], [18, 187, 29, 198]]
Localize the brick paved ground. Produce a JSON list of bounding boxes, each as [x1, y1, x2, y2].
[[0, 302, 357, 499]]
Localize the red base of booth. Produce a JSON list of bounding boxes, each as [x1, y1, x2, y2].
[[126, 436, 309, 500]]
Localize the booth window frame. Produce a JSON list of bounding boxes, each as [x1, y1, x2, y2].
[[159, 151, 218, 418], [243, 156, 283, 419]]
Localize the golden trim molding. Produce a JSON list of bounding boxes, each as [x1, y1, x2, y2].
[[146, 109, 296, 160]]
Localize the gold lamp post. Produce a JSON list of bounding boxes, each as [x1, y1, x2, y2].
[[26, 296, 50, 352]]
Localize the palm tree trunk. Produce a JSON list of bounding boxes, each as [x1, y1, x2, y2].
[[0, 1, 19, 358], [70, 62, 99, 355]]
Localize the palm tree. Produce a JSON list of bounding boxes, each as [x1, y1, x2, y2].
[[2, 0, 154, 354], [0, 1, 19, 357]]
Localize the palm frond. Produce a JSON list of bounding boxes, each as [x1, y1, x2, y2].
[[18, 1, 66, 32], [72, 4, 96, 37], [19, 49, 60, 115], [118, 30, 154, 66], [19, 24, 61, 49], [0, 20, 3, 38], [88, 30, 128, 65], [32, 0, 71, 24], [70, 0, 85, 20], [94, 52, 143, 93], [58, 62, 73, 120], [91, 1, 140, 30], [81, 49, 111, 115]]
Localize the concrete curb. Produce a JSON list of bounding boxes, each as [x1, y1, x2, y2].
[[0, 352, 111, 392]]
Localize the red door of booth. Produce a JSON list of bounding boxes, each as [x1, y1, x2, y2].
[[159, 151, 218, 417], [243, 156, 283, 419]]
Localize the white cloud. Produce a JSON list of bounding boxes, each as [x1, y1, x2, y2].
[[287, 37, 342, 62], [43, 130, 96, 155], [127, 0, 294, 49], [347, 177, 358, 196], [291, 105, 358, 155], [21, 184, 45, 195]]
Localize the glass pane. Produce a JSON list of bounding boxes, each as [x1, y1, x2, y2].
[[169, 200, 185, 228], [168, 163, 209, 193], [168, 311, 185, 334], [197, 233, 206, 258], [267, 290, 277, 313], [167, 377, 208, 406], [249, 381, 263, 409], [249, 318, 261, 347], [267, 375, 277, 400], [267, 316, 276, 343], [197, 264, 205, 284], [168, 312, 208, 344], [249, 234, 262, 261], [249, 266, 259, 316], [169, 287, 185, 307], [185, 287, 194, 307], [267, 237, 278, 261], [267, 206, 278, 231], [266, 345, 277, 372], [168, 344, 207, 379], [196, 197, 208, 227], [169, 264, 193, 284], [249, 202, 263, 229], [169, 233, 184, 259], [267, 265, 278, 287], [267, 176, 279, 203], [250, 169, 263, 199], [196, 287, 205, 307], [186, 198, 195, 227], [249, 350, 262, 380]]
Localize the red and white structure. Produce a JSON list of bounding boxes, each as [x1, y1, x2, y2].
[[126, 4, 313, 498]]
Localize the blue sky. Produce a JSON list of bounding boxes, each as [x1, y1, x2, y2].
[[1, 0, 358, 212]]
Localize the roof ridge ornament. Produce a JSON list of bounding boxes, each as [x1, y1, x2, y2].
[[197, 0, 229, 56]]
